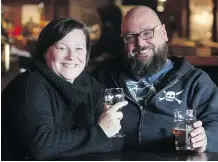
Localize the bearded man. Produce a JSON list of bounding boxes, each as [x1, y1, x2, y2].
[[92, 6, 218, 152]]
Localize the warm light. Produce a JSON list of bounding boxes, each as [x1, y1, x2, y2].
[[194, 13, 210, 25], [92, 24, 100, 32], [158, 0, 166, 2], [202, 11, 209, 17], [5, 44, 10, 71], [157, 6, 164, 12], [21, 5, 40, 25], [90, 33, 96, 40], [194, 11, 211, 25], [38, 2, 44, 9], [115, 0, 122, 6], [189, 0, 213, 41], [205, 32, 212, 39]]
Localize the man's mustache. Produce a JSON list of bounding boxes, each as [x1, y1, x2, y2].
[[131, 46, 153, 56]]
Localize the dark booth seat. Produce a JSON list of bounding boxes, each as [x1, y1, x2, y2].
[[186, 56, 218, 87]]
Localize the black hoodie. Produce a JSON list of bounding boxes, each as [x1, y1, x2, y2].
[[92, 56, 218, 152]]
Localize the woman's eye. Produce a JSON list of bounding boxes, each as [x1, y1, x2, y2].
[[76, 48, 83, 51], [58, 47, 67, 51]]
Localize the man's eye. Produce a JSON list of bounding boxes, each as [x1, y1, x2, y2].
[[125, 35, 134, 40], [141, 31, 152, 37]]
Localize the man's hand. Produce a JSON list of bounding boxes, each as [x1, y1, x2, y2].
[[98, 101, 128, 138], [190, 121, 207, 152]]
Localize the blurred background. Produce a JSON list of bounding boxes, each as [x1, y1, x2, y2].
[[1, 0, 218, 89]]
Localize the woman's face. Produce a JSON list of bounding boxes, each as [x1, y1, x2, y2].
[[45, 29, 87, 83]]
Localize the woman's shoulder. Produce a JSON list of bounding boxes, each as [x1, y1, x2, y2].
[[25, 69, 48, 85], [3, 69, 49, 94]]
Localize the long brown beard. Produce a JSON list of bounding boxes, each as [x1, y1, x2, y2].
[[126, 43, 169, 81]]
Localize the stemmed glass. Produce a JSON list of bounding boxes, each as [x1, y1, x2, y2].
[[105, 88, 125, 137]]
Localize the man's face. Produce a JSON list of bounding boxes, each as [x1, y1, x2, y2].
[[122, 17, 168, 80], [126, 43, 169, 80]]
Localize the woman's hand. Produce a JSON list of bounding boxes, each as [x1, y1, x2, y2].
[[98, 101, 128, 137]]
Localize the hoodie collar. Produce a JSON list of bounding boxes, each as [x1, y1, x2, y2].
[[167, 56, 194, 80], [114, 56, 194, 89]]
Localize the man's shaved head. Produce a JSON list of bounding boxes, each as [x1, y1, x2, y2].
[[121, 6, 169, 80], [121, 6, 161, 34]]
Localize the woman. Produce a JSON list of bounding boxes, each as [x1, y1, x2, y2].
[[2, 18, 126, 160]]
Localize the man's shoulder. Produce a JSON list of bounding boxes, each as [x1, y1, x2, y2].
[[170, 56, 217, 87], [191, 68, 217, 87]]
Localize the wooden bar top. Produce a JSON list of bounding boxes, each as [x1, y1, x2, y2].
[[185, 56, 218, 66]]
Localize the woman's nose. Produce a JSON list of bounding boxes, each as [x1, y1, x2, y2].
[[66, 50, 76, 60], [66, 51, 76, 60]]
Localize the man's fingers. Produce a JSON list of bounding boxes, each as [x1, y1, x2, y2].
[[190, 126, 205, 137], [193, 121, 202, 128], [190, 121, 207, 153], [107, 101, 128, 113], [191, 133, 206, 143], [192, 140, 206, 148]]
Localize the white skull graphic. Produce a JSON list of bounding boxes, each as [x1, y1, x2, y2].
[[159, 90, 183, 104], [165, 91, 176, 101]]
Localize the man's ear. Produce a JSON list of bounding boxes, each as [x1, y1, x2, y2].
[[161, 24, 168, 42]]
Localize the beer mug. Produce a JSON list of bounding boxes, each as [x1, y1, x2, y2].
[[174, 109, 196, 151]]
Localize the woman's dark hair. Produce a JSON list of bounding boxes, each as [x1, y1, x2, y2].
[[35, 17, 91, 65]]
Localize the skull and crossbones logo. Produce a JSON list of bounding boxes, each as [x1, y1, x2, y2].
[[159, 90, 183, 104]]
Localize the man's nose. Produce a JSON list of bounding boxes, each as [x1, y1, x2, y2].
[[136, 35, 147, 46]]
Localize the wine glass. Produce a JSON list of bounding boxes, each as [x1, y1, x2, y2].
[[105, 88, 125, 137]]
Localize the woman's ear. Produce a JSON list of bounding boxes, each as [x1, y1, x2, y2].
[[161, 24, 168, 42]]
